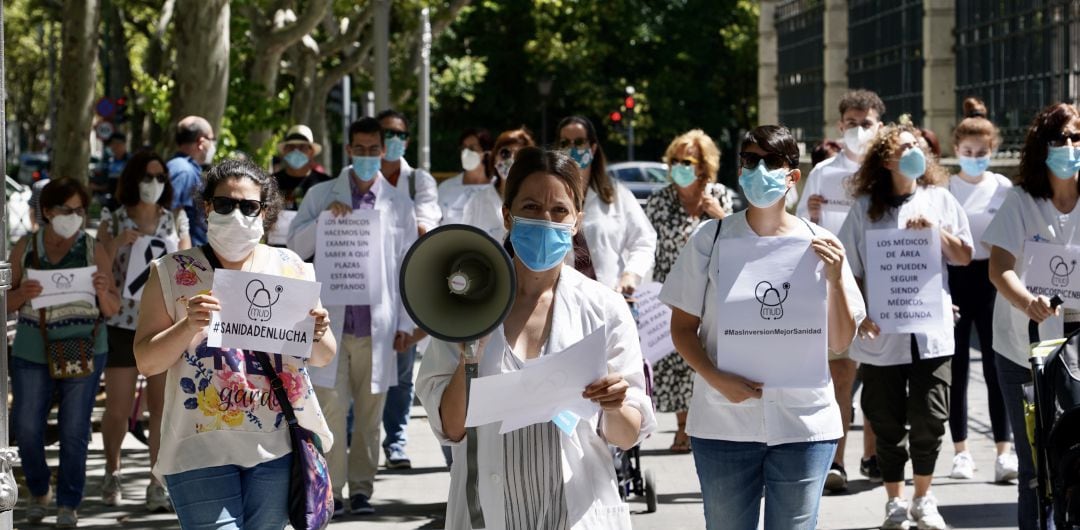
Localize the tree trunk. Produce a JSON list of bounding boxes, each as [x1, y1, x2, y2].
[[289, 46, 319, 126], [101, 0, 132, 134], [141, 0, 175, 151], [53, 0, 101, 184], [169, 0, 229, 152]]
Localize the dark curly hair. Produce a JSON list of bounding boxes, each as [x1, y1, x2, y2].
[[201, 158, 283, 231], [1017, 103, 1080, 199], [848, 124, 947, 222]]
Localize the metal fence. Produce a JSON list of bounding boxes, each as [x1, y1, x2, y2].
[[775, 0, 825, 144], [955, 0, 1080, 151], [848, 0, 924, 125]]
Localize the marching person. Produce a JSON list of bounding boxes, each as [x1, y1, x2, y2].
[[268, 125, 332, 248], [9, 178, 120, 528], [97, 150, 190, 512], [288, 117, 419, 516], [133, 158, 336, 529], [168, 116, 216, 246], [439, 128, 495, 226], [983, 102, 1080, 530], [645, 129, 735, 454], [462, 128, 537, 241], [416, 146, 655, 529], [557, 116, 656, 294], [838, 124, 973, 530], [944, 97, 1017, 482], [662, 125, 863, 530]]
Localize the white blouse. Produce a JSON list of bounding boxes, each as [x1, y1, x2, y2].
[[582, 183, 657, 290]]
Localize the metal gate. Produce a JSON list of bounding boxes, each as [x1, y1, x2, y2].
[[848, 0, 924, 125], [776, 0, 825, 144]]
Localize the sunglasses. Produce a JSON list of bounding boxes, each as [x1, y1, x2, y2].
[[669, 156, 699, 167], [498, 148, 515, 160], [141, 173, 168, 184], [52, 205, 86, 216], [383, 130, 409, 141], [211, 197, 264, 217], [558, 138, 589, 150], [739, 151, 790, 170], [1050, 131, 1080, 146]]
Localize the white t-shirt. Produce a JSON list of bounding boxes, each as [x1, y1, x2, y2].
[[796, 153, 861, 235], [659, 211, 865, 445], [437, 173, 495, 226], [837, 186, 973, 366], [461, 185, 506, 242], [982, 187, 1080, 367], [582, 183, 657, 290], [948, 172, 1012, 260]]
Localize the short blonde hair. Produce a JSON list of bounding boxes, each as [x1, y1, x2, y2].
[[663, 129, 720, 183]]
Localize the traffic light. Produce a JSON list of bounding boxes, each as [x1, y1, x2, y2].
[[115, 97, 128, 124], [624, 95, 635, 110], [610, 111, 623, 124]]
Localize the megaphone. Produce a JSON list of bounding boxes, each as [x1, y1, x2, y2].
[[399, 224, 516, 343]]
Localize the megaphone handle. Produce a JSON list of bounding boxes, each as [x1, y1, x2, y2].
[[464, 362, 486, 528]]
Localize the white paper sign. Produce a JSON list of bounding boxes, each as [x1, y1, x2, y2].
[[314, 210, 382, 306], [207, 269, 321, 358], [635, 282, 675, 365], [28, 266, 98, 310], [712, 237, 829, 388], [1021, 241, 1080, 309], [123, 235, 177, 300], [268, 210, 298, 246], [466, 327, 607, 433], [866, 228, 944, 333]]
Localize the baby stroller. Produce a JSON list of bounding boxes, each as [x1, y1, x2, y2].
[[614, 298, 658, 513], [1028, 296, 1080, 530]]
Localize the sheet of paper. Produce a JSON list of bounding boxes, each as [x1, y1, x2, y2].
[[865, 228, 945, 333], [123, 235, 177, 300], [267, 210, 298, 246], [465, 327, 607, 433], [314, 209, 382, 306], [635, 281, 675, 365], [207, 269, 321, 358], [1022, 240, 1080, 309], [28, 266, 98, 310]]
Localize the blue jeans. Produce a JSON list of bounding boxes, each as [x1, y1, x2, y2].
[[996, 354, 1038, 530], [691, 437, 837, 530], [381, 345, 416, 453], [165, 454, 292, 530], [12, 355, 105, 508]]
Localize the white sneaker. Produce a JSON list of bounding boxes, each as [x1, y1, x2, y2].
[[911, 493, 947, 530], [101, 471, 122, 506], [146, 482, 173, 512], [995, 452, 1020, 483], [882, 497, 911, 529], [950, 451, 975, 479]]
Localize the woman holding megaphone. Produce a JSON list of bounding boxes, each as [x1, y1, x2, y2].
[[416, 147, 656, 529]]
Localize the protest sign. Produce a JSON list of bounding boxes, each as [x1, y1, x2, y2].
[[28, 266, 98, 310], [314, 210, 382, 306], [866, 228, 944, 333], [123, 235, 177, 299], [207, 269, 321, 358], [635, 282, 675, 365], [1022, 241, 1080, 309]]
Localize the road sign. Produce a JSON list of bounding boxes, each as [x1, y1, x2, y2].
[[95, 121, 115, 141], [95, 97, 117, 119]]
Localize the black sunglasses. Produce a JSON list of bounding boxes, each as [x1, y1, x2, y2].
[[558, 138, 589, 149], [739, 151, 790, 170], [383, 130, 409, 141], [211, 197, 264, 217], [1051, 131, 1080, 146], [141, 173, 168, 184]]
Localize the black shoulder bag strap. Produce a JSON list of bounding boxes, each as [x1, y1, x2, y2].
[[700, 219, 723, 318]]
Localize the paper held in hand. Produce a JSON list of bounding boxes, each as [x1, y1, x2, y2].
[[711, 237, 829, 388], [314, 209, 382, 306], [634, 282, 676, 365], [207, 269, 321, 358], [123, 235, 177, 300], [865, 228, 944, 334], [1021, 241, 1080, 310], [27, 266, 98, 310]]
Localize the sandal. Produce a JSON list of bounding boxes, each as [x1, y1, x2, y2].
[[669, 423, 692, 454]]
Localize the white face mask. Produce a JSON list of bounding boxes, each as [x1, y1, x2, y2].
[[50, 213, 83, 239], [461, 149, 483, 172], [843, 125, 876, 157], [207, 209, 264, 262], [139, 181, 165, 204]]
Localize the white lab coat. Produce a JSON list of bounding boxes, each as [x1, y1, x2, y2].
[[287, 170, 418, 393], [582, 183, 657, 290], [415, 266, 657, 530], [396, 158, 443, 231]]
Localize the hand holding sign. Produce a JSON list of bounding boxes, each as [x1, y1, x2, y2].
[[183, 292, 221, 334], [27, 266, 98, 310], [704, 369, 764, 404], [207, 269, 321, 358], [865, 228, 944, 334]]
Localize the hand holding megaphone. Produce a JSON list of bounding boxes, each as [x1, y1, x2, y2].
[[457, 335, 491, 365]]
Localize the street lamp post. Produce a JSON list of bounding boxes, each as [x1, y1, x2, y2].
[[418, 8, 432, 171], [0, 1, 17, 526], [625, 85, 635, 161], [538, 78, 552, 147]]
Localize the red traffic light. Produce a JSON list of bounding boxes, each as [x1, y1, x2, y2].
[[117, 97, 126, 105], [624, 96, 635, 109], [610, 111, 623, 123]]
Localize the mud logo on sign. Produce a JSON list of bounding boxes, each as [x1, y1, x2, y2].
[[245, 279, 283, 322], [755, 281, 790, 320], [1050, 255, 1077, 287], [51, 272, 74, 289]]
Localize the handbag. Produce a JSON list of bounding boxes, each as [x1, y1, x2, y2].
[[253, 350, 334, 530], [32, 235, 97, 379]]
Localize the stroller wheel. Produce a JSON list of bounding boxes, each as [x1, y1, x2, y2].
[[644, 469, 657, 514]]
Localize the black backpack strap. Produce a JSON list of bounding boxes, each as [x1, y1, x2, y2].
[[200, 243, 223, 270], [701, 219, 723, 318]]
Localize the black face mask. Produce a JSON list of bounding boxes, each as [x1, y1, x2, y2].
[[886, 192, 914, 209]]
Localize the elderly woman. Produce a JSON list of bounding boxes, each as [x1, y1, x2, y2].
[[133, 159, 336, 529], [645, 129, 736, 453], [417, 147, 656, 529]]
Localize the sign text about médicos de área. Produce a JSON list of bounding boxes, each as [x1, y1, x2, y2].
[[867, 228, 943, 333], [315, 209, 381, 306]]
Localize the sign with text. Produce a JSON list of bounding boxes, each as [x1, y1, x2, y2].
[[207, 269, 320, 358], [713, 237, 828, 388], [267, 210, 298, 246], [1022, 241, 1080, 309], [28, 266, 98, 310], [866, 228, 944, 333], [123, 235, 177, 300], [635, 282, 675, 365], [314, 209, 382, 306]]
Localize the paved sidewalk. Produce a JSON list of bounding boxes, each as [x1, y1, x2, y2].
[[11, 350, 1018, 529]]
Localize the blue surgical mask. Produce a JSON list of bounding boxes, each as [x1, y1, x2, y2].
[[509, 216, 574, 272], [1046, 145, 1080, 179], [351, 156, 380, 182], [671, 165, 697, 188], [738, 161, 790, 208], [569, 146, 593, 169], [384, 137, 406, 162], [283, 150, 309, 170], [958, 155, 990, 177], [898, 147, 926, 180]]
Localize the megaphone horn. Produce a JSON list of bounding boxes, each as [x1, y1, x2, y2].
[[399, 224, 517, 343]]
